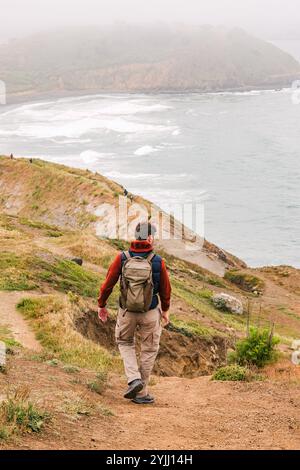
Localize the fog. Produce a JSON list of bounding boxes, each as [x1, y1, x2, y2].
[[0, 0, 300, 42]]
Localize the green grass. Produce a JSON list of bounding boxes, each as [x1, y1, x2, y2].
[[46, 230, 63, 238], [205, 277, 226, 288], [60, 396, 95, 417], [229, 327, 280, 368], [38, 259, 101, 297], [0, 251, 102, 298], [212, 365, 249, 381], [0, 252, 37, 291], [108, 239, 130, 252], [19, 218, 51, 230], [197, 288, 214, 299], [87, 371, 108, 395], [98, 405, 114, 417], [170, 316, 215, 338], [0, 214, 18, 231], [17, 296, 119, 373], [46, 359, 59, 367], [0, 387, 49, 440], [156, 247, 226, 289], [171, 277, 246, 334], [63, 365, 80, 374], [0, 325, 21, 348], [224, 270, 265, 293]]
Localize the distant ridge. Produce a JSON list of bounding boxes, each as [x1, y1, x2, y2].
[[1, 24, 300, 101]]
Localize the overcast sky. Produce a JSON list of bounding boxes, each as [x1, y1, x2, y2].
[[1, 0, 300, 41]]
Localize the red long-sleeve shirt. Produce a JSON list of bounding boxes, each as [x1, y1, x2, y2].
[[98, 241, 171, 311]]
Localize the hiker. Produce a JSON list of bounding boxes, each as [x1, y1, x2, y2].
[[123, 188, 128, 197], [10, 153, 13, 159], [98, 222, 171, 404]]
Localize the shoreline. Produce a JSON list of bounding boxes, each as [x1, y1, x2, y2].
[[4, 76, 299, 107], [1, 87, 299, 270]]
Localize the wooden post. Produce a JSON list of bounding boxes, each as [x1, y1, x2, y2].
[[258, 301, 262, 329], [246, 298, 251, 337], [0, 341, 6, 369], [268, 321, 275, 347]]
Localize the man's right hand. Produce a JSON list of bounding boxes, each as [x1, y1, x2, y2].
[[98, 307, 108, 323]]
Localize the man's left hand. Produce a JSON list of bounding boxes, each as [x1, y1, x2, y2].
[[161, 310, 170, 326], [98, 307, 108, 323]]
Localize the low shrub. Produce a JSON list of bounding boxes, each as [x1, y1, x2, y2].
[[224, 270, 264, 294], [212, 365, 249, 381], [230, 327, 279, 368]]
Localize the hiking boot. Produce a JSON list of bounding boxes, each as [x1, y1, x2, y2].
[[123, 379, 143, 399], [131, 394, 155, 404]]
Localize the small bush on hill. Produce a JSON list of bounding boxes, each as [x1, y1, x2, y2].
[[224, 270, 264, 294], [230, 327, 279, 368], [212, 365, 249, 381]]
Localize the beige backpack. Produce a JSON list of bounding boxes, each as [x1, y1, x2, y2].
[[120, 252, 154, 313]]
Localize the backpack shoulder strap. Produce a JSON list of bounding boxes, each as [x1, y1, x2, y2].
[[146, 252, 155, 263], [123, 251, 131, 260]]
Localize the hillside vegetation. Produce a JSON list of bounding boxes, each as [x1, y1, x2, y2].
[[1, 25, 300, 100], [0, 156, 299, 343], [0, 156, 300, 449]]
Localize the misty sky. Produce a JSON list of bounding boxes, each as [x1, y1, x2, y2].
[[1, 0, 300, 41]]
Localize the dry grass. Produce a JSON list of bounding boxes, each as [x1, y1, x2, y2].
[[56, 232, 116, 269], [0, 385, 49, 441], [264, 358, 300, 384], [16, 295, 121, 373]]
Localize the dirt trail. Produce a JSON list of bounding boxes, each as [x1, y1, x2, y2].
[[1, 356, 300, 450], [0, 291, 42, 351], [99, 374, 300, 450]]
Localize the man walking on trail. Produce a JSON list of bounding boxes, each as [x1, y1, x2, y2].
[[98, 222, 171, 404]]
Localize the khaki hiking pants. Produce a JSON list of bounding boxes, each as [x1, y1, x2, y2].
[[115, 307, 162, 397]]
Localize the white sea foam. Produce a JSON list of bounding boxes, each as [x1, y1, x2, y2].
[[103, 171, 191, 182], [0, 95, 173, 140], [0, 117, 171, 139], [104, 171, 159, 180], [95, 102, 171, 115], [134, 145, 159, 156], [49, 138, 92, 144], [80, 150, 112, 163]]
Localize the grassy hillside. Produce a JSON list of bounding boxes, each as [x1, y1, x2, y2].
[[1, 25, 300, 100], [0, 156, 244, 274], [0, 155, 300, 449], [0, 156, 299, 348]]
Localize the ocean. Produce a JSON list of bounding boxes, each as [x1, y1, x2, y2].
[[0, 88, 299, 268]]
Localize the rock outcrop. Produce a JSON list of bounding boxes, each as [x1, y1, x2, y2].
[[212, 293, 244, 315]]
